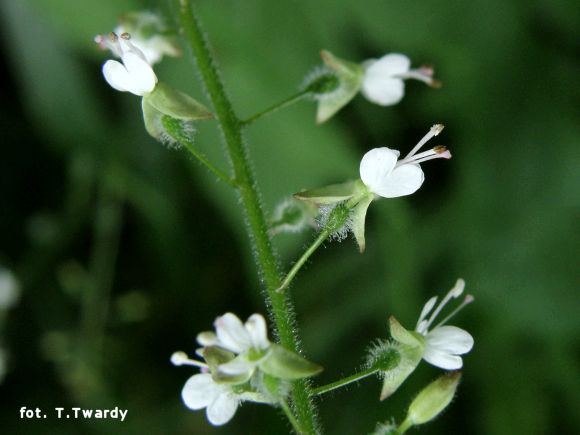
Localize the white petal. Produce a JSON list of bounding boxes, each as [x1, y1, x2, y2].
[[372, 163, 424, 198], [366, 53, 411, 76], [361, 77, 405, 106], [360, 148, 399, 193], [206, 392, 238, 426], [215, 313, 252, 353], [245, 314, 269, 350], [102, 59, 131, 92], [196, 331, 219, 347], [181, 373, 221, 410], [422, 347, 463, 370], [218, 355, 256, 376], [121, 52, 157, 95], [361, 54, 410, 106], [426, 326, 474, 354]]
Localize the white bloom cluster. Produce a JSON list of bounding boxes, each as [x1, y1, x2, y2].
[[172, 313, 272, 426]]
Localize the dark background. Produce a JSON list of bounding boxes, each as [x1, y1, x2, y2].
[[1, 0, 578, 433]]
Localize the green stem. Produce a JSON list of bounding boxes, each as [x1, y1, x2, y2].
[[278, 193, 364, 293], [396, 418, 413, 434], [278, 228, 331, 292], [280, 398, 303, 434], [242, 89, 310, 126], [312, 367, 378, 396], [175, 2, 319, 433], [162, 117, 237, 187]]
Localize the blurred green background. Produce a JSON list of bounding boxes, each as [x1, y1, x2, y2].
[[1, 0, 578, 433]]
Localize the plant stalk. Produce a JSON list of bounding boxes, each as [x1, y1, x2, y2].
[[174, 1, 319, 432]]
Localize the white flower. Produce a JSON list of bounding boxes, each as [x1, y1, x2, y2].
[[95, 32, 157, 96], [196, 313, 271, 378], [360, 124, 451, 198], [361, 53, 440, 106], [172, 351, 272, 426], [0, 268, 20, 310], [415, 279, 474, 370], [181, 373, 242, 426], [112, 12, 180, 65]]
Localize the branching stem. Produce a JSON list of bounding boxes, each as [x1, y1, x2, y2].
[[175, 1, 319, 432]]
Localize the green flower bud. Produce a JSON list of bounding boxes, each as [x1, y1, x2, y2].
[[406, 372, 461, 425]]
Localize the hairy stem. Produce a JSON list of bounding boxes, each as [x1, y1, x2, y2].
[[175, 1, 319, 432], [242, 89, 310, 126], [312, 367, 378, 396]]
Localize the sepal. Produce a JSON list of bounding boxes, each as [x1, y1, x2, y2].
[[259, 344, 322, 380], [293, 180, 359, 205], [144, 82, 212, 120], [351, 193, 374, 253], [316, 50, 364, 123]]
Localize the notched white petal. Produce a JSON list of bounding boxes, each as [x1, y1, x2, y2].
[[361, 77, 404, 106], [102, 60, 131, 92], [181, 374, 219, 410], [215, 313, 251, 353], [427, 326, 474, 354], [207, 393, 238, 426], [422, 347, 463, 370], [360, 147, 399, 193], [245, 314, 269, 350], [367, 53, 411, 76], [373, 163, 424, 198]]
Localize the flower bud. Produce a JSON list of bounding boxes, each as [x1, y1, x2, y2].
[[406, 372, 461, 425]]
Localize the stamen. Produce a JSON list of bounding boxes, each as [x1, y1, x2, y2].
[[424, 279, 464, 331], [170, 351, 208, 368], [120, 32, 131, 40], [404, 124, 445, 160], [416, 296, 438, 331], [433, 294, 474, 329]]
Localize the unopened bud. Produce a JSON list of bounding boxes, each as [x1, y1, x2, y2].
[[406, 371, 461, 425]]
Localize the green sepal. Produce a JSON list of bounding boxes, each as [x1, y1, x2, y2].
[[293, 180, 358, 205], [380, 342, 424, 400], [141, 97, 165, 140], [351, 193, 374, 253], [389, 316, 424, 348], [144, 82, 212, 120], [379, 317, 425, 400], [209, 352, 254, 385], [202, 346, 235, 373], [316, 50, 364, 123], [259, 344, 322, 380]]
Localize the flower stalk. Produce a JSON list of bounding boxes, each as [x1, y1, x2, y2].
[[174, 1, 319, 432], [242, 89, 311, 126], [313, 367, 379, 396]]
